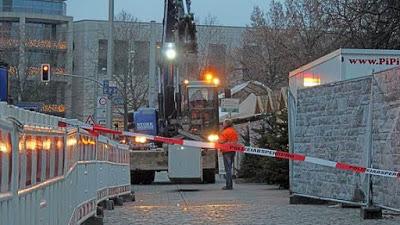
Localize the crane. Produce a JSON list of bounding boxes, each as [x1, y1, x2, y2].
[[129, 0, 220, 184], [159, 0, 198, 135]]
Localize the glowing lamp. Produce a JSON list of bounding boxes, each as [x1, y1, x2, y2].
[[205, 73, 213, 81], [0, 142, 9, 153], [135, 136, 147, 143], [212, 78, 220, 86], [207, 134, 219, 143]]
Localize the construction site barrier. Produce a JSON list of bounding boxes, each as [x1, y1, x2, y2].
[[0, 106, 130, 225], [88, 126, 400, 181]]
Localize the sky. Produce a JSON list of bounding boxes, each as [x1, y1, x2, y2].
[[67, 0, 270, 27]]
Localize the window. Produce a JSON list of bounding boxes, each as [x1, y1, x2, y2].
[[98, 39, 107, 73]]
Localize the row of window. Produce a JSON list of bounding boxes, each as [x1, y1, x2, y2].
[[96, 39, 227, 79], [1, 0, 66, 15]]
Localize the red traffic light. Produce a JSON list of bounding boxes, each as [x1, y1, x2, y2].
[[41, 64, 50, 82]]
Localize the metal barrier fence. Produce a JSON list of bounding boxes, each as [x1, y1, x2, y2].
[[0, 103, 130, 225], [0, 102, 64, 127], [289, 67, 400, 211]]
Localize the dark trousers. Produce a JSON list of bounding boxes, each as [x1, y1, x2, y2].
[[223, 152, 236, 188]]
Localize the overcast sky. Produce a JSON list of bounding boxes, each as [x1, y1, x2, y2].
[[67, 0, 270, 27]]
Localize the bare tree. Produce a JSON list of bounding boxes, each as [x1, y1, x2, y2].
[[112, 11, 149, 130], [240, 0, 400, 91], [325, 0, 400, 49], [239, 4, 294, 89]]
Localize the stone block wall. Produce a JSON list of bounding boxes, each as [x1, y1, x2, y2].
[[292, 67, 400, 209]]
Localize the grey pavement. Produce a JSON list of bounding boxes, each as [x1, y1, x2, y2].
[[104, 172, 400, 225]]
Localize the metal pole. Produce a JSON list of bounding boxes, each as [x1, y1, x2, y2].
[[288, 89, 295, 193], [107, 0, 114, 128], [366, 75, 374, 206], [149, 21, 157, 108]]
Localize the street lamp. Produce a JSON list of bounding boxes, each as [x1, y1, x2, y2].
[[163, 42, 177, 60]]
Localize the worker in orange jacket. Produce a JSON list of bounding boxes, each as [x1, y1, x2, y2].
[[219, 119, 239, 190]]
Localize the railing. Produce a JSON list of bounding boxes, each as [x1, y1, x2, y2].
[[0, 103, 131, 225]]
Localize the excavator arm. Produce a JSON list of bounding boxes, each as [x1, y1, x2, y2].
[[159, 0, 197, 136]]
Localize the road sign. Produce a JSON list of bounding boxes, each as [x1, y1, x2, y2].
[[96, 108, 107, 118], [108, 80, 117, 88], [221, 98, 240, 113], [102, 80, 118, 96], [85, 115, 96, 125], [97, 119, 106, 125], [103, 80, 109, 94], [108, 87, 118, 96], [113, 96, 124, 105], [97, 96, 107, 107]]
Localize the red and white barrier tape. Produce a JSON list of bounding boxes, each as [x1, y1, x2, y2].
[[61, 122, 400, 180], [124, 131, 400, 179]]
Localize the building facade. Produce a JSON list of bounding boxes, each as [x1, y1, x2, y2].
[[0, 0, 73, 117], [72, 20, 246, 125]]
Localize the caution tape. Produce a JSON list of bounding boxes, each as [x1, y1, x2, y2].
[[126, 131, 400, 179], [60, 122, 400, 180]]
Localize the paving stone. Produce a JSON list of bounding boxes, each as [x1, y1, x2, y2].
[[103, 176, 400, 225]]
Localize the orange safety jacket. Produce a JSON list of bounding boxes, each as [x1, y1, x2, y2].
[[218, 127, 239, 152]]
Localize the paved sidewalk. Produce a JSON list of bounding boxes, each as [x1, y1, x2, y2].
[[104, 174, 400, 225]]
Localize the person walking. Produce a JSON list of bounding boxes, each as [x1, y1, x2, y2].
[[218, 119, 239, 190]]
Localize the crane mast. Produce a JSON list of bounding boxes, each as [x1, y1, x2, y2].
[[129, 1, 219, 184], [160, 0, 197, 135]]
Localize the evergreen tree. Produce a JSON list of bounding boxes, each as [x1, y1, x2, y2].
[[239, 109, 289, 188]]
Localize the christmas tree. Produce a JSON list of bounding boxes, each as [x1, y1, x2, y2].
[[238, 109, 289, 188]]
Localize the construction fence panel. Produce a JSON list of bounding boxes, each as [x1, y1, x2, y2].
[[290, 67, 400, 210], [370, 68, 400, 210], [0, 103, 131, 225]]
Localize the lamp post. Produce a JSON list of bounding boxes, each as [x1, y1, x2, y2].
[[107, 0, 114, 128]]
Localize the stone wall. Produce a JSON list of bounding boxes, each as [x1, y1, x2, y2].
[[292, 67, 400, 209]]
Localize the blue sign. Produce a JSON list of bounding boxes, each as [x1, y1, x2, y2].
[[103, 80, 109, 94], [108, 86, 118, 95], [102, 80, 118, 96], [0, 67, 8, 101], [113, 96, 124, 105], [134, 108, 158, 136]]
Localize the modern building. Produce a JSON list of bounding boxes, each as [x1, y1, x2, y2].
[[0, 0, 73, 117], [72, 19, 247, 125]]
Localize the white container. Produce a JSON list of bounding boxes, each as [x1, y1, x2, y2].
[[289, 48, 400, 95], [168, 145, 202, 182]]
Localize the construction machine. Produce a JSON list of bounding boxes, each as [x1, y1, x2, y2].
[[128, 0, 220, 184]]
